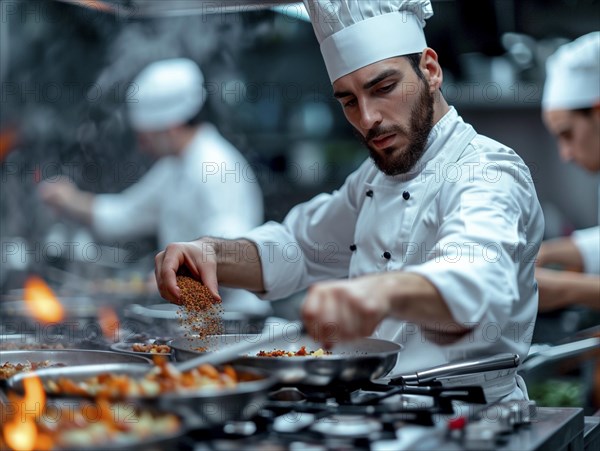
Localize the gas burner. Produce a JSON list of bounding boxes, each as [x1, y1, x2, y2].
[[311, 415, 382, 438], [269, 387, 307, 402]]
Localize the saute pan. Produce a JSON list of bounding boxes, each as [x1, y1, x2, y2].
[[0, 349, 151, 387], [170, 333, 402, 386], [6, 362, 277, 428]]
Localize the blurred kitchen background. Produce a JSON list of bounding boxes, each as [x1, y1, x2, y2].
[[1, 0, 599, 405], [1, 1, 599, 291]]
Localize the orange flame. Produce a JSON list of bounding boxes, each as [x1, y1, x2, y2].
[[3, 376, 45, 451], [23, 276, 65, 324], [22, 377, 46, 418], [98, 306, 120, 342], [3, 420, 37, 451]]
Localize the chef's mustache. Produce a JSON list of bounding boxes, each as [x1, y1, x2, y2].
[[365, 124, 408, 143]]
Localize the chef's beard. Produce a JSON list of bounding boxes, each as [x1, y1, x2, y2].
[[355, 82, 434, 176], [138, 132, 176, 158]]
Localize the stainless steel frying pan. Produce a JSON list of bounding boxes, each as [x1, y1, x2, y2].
[[6, 362, 277, 428], [169, 334, 402, 386]]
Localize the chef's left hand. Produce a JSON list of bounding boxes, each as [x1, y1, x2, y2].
[[301, 274, 391, 348]]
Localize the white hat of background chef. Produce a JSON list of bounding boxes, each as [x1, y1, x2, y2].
[[127, 58, 206, 132], [303, 0, 433, 83], [542, 32, 600, 111]]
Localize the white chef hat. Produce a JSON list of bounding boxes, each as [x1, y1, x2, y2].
[[127, 58, 207, 132], [542, 32, 600, 111], [302, 0, 433, 83]]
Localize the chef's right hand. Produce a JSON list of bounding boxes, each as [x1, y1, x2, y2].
[[155, 239, 221, 305]]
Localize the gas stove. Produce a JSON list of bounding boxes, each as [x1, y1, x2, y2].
[[174, 382, 586, 451], [0, 358, 588, 451], [0, 324, 590, 451]]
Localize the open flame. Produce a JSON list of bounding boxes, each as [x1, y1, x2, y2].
[[98, 306, 121, 342], [2, 376, 45, 451], [23, 276, 65, 324]]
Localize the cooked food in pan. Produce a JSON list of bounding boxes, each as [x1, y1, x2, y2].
[[1, 351, 152, 382], [256, 346, 332, 357], [0, 360, 64, 380], [44, 360, 240, 398], [131, 343, 172, 354]]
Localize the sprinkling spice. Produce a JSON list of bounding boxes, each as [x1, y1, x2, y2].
[[175, 274, 223, 342]]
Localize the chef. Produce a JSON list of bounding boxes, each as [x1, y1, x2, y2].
[[155, 1, 544, 401], [536, 32, 600, 311], [40, 58, 271, 317]]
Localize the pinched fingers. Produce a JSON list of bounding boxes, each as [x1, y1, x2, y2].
[[302, 284, 366, 348], [154, 247, 182, 304], [302, 279, 390, 348], [155, 241, 222, 305]]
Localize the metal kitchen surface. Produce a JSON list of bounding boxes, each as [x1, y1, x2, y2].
[[0, 323, 591, 450], [175, 393, 586, 451], [1, 378, 586, 451]]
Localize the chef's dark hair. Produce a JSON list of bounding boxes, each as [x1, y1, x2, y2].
[[572, 107, 593, 117], [185, 103, 210, 127], [405, 53, 427, 84]]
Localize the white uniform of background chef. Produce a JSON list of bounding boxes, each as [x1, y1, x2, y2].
[[536, 32, 600, 311], [155, 2, 544, 401], [40, 58, 271, 316]]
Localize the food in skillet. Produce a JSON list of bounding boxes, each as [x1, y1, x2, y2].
[[0, 360, 64, 380], [44, 360, 241, 398], [256, 346, 332, 357], [131, 343, 172, 354], [0, 398, 181, 449]]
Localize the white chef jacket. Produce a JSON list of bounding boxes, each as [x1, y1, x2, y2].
[[93, 124, 272, 316], [246, 107, 544, 399], [571, 184, 600, 275]]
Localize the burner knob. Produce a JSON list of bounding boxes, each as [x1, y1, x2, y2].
[[506, 400, 537, 426], [464, 421, 502, 451]]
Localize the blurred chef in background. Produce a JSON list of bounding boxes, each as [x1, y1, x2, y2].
[[536, 32, 600, 312], [155, 1, 543, 402], [39, 58, 271, 316]]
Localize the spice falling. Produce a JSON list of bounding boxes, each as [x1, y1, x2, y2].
[[175, 275, 223, 342]]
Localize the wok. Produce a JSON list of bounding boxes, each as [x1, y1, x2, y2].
[[7, 362, 277, 428], [170, 334, 402, 386]]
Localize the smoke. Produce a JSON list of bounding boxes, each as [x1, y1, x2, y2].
[[0, 1, 267, 275], [95, 13, 246, 104]]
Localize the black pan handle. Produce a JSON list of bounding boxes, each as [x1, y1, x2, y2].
[[391, 353, 520, 386]]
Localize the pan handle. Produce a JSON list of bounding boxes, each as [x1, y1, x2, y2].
[[520, 337, 600, 372], [392, 353, 520, 385]]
